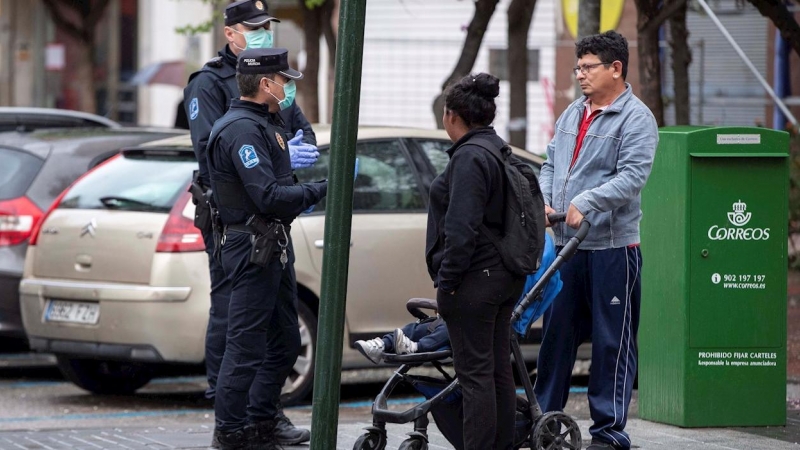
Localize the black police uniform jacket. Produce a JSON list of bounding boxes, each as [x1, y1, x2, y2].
[[206, 99, 326, 226], [184, 46, 316, 186]]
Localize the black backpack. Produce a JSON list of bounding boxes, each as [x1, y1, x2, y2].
[[471, 138, 546, 276]]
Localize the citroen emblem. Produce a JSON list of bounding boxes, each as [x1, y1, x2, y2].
[[81, 219, 97, 238]]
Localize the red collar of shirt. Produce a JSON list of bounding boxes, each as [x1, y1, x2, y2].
[[570, 103, 605, 169]]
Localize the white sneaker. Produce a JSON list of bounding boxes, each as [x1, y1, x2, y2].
[[394, 328, 418, 355], [354, 337, 385, 364]]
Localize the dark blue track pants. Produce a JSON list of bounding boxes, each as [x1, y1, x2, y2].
[[534, 246, 641, 449]]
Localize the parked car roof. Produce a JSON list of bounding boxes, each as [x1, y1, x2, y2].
[[0, 107, 121, 132], [0, 127, 187, 160]]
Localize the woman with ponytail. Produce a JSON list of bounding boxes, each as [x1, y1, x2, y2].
[[425, 73, 526, 449]]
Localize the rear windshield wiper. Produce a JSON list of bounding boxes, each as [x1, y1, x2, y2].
[[99, 196, 158, 209]]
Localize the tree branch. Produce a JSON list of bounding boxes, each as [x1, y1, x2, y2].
[[441, 0, 500, 90], [41, 0, 85, 42], [747, 0, 800, 57], [639, 0, 687, 35], [86, 0, 112, 30]]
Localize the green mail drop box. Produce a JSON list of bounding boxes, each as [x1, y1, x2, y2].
[[639, 126, 788, 427]]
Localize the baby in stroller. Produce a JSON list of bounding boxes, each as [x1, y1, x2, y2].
[[354, 315, 449, 365], [354, 233, 561, 366]]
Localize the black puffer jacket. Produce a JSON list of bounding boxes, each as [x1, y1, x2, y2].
[[425, 127, 506, 293]]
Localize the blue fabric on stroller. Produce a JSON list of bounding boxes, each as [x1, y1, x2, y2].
[[513, 233, 562, 336]]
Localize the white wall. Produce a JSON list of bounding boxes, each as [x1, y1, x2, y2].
[[321, 0, 557, 155], [137, 0, 215, 127]]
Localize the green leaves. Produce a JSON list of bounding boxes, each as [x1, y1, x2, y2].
[[305, 0, 327, 9]]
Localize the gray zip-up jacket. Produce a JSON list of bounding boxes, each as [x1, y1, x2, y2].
[[539, 84, 658, 249]]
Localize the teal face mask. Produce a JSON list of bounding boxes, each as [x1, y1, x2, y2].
[[268, 79, 296, 111], [232, 27, 273, 50]]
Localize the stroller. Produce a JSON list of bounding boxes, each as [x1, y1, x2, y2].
[[352, 214, 589, 450]]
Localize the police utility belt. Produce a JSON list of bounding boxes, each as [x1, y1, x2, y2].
[[225, 217, 290, 269], [211, 178, 291, 269]]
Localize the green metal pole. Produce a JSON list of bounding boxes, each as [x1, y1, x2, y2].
[[309, 1, 367, 449]]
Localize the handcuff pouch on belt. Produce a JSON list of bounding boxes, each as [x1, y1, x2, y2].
[[245, 215, 290, 269]]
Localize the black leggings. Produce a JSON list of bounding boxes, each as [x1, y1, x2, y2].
[[437, 268, 525, 450]]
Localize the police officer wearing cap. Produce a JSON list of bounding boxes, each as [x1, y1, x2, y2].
[[206, 48, 326, 450], [184, 1, 317, 445]]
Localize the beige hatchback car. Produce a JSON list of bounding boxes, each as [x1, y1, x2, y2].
[[20, 126, 544, 403]]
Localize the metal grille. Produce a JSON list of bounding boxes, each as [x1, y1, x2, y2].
[[662, 0, 769, 126]]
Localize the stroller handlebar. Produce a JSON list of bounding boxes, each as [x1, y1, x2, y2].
[[511, 217, 591, 324]]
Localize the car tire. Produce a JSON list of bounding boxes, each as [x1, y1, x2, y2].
[[280, 300, 317, 406], [55, 356, 153, 395]]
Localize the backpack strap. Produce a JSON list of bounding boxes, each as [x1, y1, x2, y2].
[[461, 136, 511, 244], [468, 136, 512, 164]]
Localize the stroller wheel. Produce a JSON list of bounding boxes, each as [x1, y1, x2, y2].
[[398, 437, 427, 450], [531, 412, 582, 450], [353, 431, 387, 450]]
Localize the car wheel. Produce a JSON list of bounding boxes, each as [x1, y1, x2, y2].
[[280, 300, 317, 405], [56, 356, 153, 395]]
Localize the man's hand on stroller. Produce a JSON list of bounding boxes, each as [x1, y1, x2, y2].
[[544, 204, 556, 227], [566, 203, 585, 229]]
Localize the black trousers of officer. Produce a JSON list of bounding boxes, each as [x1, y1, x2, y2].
[[202, 228, 230, 400], [215, 230, 301, 432]]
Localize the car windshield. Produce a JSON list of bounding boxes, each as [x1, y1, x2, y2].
[[59, 153, 196, 213], [0, 147, 44, 201]]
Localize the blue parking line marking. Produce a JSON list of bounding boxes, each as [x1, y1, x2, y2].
[[0, 409, 214, 423], [0, 380, 65, 388]]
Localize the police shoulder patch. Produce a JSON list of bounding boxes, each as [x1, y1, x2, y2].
[[189, 98, 199, 120], [239, 145, 260, 169]]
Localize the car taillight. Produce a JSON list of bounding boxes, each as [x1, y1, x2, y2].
[[0, 196, 43, 246], [28, 188, 72, 246], [156, 190, 205, 253]]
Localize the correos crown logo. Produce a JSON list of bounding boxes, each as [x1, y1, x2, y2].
[[727, 199, 751, 226], [708, 200, 769, 241]]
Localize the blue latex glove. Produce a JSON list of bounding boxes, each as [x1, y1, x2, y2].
[[288, 129, 319, 169], [303, 204, 316, 214], [354, 157, 359, 181]]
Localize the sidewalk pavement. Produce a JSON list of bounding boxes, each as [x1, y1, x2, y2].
[[0, 411, 796, 449]]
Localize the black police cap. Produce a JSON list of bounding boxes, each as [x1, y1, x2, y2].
[[237, 48, 303, 80], [224, 0, 280, 27]]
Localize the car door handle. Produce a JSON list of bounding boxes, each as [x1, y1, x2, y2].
[[314, 240, 354, 248]]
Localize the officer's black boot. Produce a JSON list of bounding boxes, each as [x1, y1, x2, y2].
[[215, 428, 251, 450], [273, 405, 311, 445], [245, 420, 283, 450], [209, 428, 221, 449]]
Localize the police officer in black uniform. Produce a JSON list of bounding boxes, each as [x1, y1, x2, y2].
[[206, 48, 326, 450], [184, 0, 317, 445]]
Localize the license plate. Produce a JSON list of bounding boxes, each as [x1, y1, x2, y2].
[[45, 300, 100, 325]]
